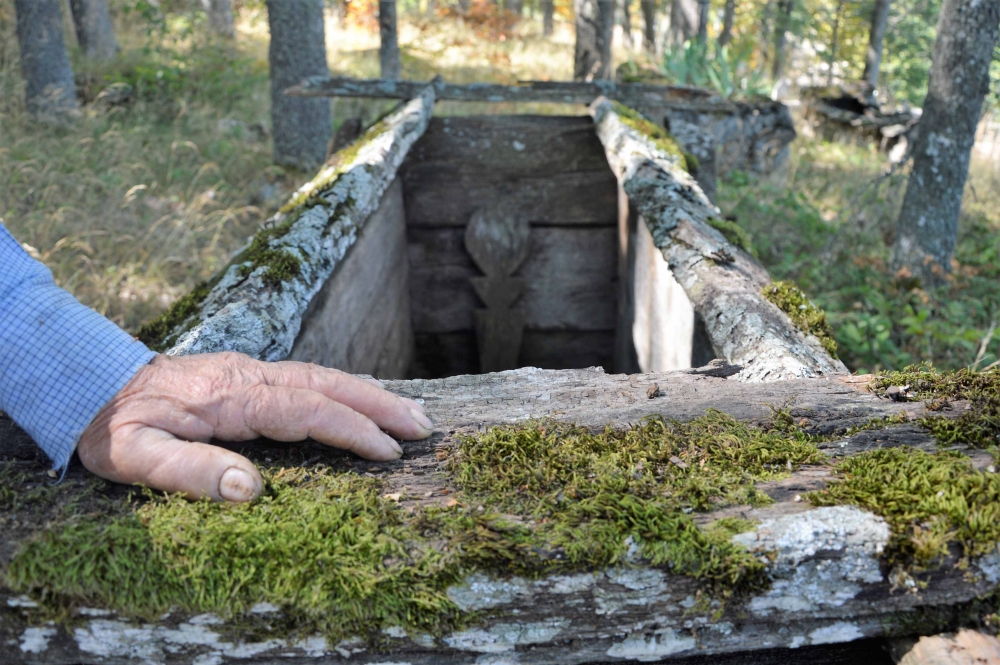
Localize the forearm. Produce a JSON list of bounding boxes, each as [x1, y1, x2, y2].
[[0, 224, 155, 470]]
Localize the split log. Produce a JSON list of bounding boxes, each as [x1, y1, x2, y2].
[[590, 97, 846, 382], [147, 86, 435, 362], [2, 367, 997, 664]]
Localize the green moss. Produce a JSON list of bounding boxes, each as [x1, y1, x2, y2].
[[610, 101, 689, 172], [869, 366, 1000, 449], [135, 282, 211, 352], [682, 151, 700, 173], [5, 412, 830, 636], [763, 280, 839, 359], [809, 447, 1000, 569], [708, 218, 756, 257]]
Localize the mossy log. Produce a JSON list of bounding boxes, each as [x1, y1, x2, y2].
[[3, 366, 999, 664], [591, 97, 846, 382]]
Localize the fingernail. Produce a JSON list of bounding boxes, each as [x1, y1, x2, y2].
[[401, 397, 425, 413], [409, 407, 434, 435], [219, 467, 260, 502], [384, 434, 404, 457]]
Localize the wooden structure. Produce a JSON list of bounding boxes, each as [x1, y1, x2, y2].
[[1, 81, 994, 664]]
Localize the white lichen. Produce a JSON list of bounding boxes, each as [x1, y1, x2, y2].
[[19, 626, 56, 654], [605, 630, 697, 661]]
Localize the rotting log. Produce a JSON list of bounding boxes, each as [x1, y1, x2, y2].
[[590, 97, 847, 382], [142, 85, 435, 362], [2, 367, 999, 664]]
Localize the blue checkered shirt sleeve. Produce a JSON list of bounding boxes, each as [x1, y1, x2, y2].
[[0, 223, 156, 471]]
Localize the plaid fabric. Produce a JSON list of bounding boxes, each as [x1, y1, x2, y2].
[[0, 224, 155, 470]]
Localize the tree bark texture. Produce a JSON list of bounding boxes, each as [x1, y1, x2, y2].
[[771, 0, 793, 79], [718, 0, 735, 46], [573, 0, 614, 81], [696, 0, 709, 42], [668, 0, 698, 47], [862, 0, 891, 89], [543, 0, 555, 34], [2, 368, 996, 664], [266, 0, 331, 170], [14, 0, 79, 121], [891, 0, 1000, 284], [379, 0, 401, 80], [640, 0, 656, 50], [68, 0, 120, 60], [201, 0, 235, 38]]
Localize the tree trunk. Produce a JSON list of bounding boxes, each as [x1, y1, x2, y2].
[[640, 0, 656, 51], [507, 0, 524, 18], [543, 0, 554, 34], [668, 0, 698, 47], [201, 0, 235, 38], [718, 0, 735, 46], [621, 0, 633, 50], [758, 0, 774, 69], [770, 0, 793, 79], [379, 0, 401, 80], [827, 0, 844, 86], [14, 0, 79, 121], [696, 0, 709, 41], [891, 0, 1000, 284], [266, 0, 331, 170], [573, 0, 613, 81], [862, 0, 891, 90], [68, 0, 119, 59]]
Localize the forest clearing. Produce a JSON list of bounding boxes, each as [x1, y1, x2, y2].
[[4, 1, 1000, 664]]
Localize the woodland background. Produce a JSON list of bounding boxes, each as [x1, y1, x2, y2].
[[1, 0, 999, 375]]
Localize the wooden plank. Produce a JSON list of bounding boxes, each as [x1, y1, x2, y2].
[[407, 226, 618, 333], [289, 179, 414, 379], [285, 75, 739, 113]]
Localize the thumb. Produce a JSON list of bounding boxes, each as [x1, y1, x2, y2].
[[79, 426, 264, 503]]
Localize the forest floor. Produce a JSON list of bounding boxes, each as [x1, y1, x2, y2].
[[0, 7, 997, 374]]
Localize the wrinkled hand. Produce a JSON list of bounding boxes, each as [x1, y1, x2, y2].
[[77, 353, 433, 502]]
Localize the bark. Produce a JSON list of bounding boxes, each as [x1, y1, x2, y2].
[[543, 0, 554, 35], [591, 98, 843, 380], [758, 0, 774, 69], [1, 368, 993, 664], [891, 0, 1000, 285], [68, 0, 120, 60], [157, 90, 434, 361], [14, 0, 79, 121], [827, 0, 844, 87], [668, 0, 698, 47], [573, 0, 614, 81], [640, 0, 656, 50], [696, 0, 709, 42], [621, 0, 633, 50], [266, 0, 331, 170], [379, 0, 401, 81], [507, 0, 524, 18], [718, 0, 735, 46], [201, 0, 235, 38], [771, 0, 793, 79], [862, 0, 891, 90]]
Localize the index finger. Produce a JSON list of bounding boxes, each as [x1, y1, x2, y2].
[[256, 361, 433, 440]]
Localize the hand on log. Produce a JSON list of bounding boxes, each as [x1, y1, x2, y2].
[[76, 353, 434, 502]]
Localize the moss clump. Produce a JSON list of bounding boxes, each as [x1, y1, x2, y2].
[[708, 218, 756, 257], [870, 365, 1000, 449], [135, 282, 211, 352], [809, 447, 1000, 569], [232, 217, 302, 287], [763, 280, 839, 359], [610, 101, 689, 172]]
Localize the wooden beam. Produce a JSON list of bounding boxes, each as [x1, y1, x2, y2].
[[285, 75, 739, 113]]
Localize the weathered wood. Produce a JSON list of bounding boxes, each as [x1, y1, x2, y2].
[[157, 87, 435, 361], [288, 179, 414, 379], [287, 75, 739, 113], [407, 226, 618, 333], [3, 369, 994, 664], [590, 97, 847, 382]]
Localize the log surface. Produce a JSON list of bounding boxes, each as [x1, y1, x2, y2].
[[2, 368, 995, 665]]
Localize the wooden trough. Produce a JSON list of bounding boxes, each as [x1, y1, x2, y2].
[[2, 81, 998, 665]]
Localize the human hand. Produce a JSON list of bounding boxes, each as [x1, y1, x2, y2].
[[77, 352, 433, 502]]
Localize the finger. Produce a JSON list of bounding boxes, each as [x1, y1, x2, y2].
[[79, 426, 263, 503], [234, 386, 405, 461], [260, 362, 433, 440]]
